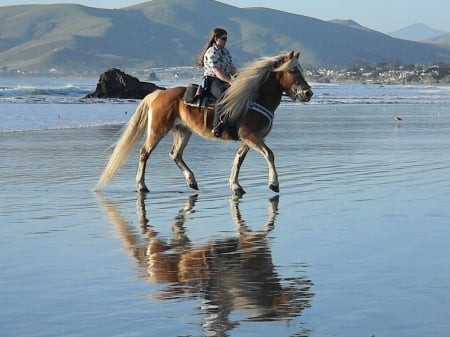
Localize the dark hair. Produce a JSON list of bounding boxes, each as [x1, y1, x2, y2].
[[197, 27, 228, 67]]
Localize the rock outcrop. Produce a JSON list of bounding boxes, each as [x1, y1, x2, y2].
[[85, 68, 165, 99]]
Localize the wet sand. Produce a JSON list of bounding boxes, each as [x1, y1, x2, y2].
[[1, 104, 450, 337]]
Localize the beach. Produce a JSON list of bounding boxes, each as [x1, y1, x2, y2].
[[1, 80, 450, 336]]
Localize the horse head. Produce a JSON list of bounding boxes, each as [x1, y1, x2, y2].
[[274, 51, 313, 102]]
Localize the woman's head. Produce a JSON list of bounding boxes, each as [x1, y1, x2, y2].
[[208, 27, 228, 49], [212, 28, 227, 40], [198, 27, 229, 67]]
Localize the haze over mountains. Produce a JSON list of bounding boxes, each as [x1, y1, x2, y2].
[[0, 0, 449, 75], [389, 23, 450, 43]]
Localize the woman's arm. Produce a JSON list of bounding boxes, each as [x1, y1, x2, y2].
[[211, 67, 232, 84]]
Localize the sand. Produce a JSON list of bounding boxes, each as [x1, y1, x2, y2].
[[1, 104, 450, 337]]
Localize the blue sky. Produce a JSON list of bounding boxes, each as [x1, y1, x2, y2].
[[2, 0, 449, 34]]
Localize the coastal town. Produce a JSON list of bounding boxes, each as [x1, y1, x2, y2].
[[307, 62, 450, 84]]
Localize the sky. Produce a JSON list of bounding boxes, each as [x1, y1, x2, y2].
[[1, 0, 449, 34]]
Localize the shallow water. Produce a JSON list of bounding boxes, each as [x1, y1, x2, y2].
[[1, 100, 450, 337]]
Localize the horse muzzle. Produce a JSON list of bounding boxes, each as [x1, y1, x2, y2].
[[298, 88, 313, 102]]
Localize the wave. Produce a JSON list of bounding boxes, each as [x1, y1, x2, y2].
[[0, 83, 88, 96], [1, 77, 449, 105], [295, 83, 450, 105], [0, 83, 93, 104], [0, 83, 141, 104], [0, 97, 141, 104], [1, 76, 450, 106]]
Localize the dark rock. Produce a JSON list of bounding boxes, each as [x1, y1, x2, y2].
[[84, 68, 165, 99], [147, 72, 159, 81]]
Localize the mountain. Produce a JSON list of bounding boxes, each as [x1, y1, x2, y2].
[[329, 19, 373, 32], [389, 23, 448, 42], [425, 33, 450, 46], [1, 0, 450, 75]]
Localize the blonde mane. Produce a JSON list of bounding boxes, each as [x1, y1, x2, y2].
[[218, 53, 299, 123]]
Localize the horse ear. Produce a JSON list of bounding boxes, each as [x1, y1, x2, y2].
[[294, 51, 300, 59], [288, 50, 295, 59]]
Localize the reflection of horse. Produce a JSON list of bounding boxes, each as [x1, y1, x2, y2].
[[95, 51, 313, 195], [96, 193, 313, 334]]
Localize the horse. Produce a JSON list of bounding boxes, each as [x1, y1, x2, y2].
[[94, 50, 313, 195]]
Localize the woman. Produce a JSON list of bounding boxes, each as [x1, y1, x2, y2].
[[198, 27, 237, 137]]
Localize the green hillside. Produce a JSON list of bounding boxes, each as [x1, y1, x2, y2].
[[0, 0, 449, 74]]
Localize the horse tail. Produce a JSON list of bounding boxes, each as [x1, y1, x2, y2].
[[94, 90, 161, 191]]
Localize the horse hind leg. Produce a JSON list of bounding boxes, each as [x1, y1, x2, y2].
[[170, 125, 198, 191], [136, 126, 167, 193]]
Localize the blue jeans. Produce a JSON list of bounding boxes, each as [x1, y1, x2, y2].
[[206, 76, 230, 128]]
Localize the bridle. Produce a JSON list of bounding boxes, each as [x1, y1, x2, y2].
[[283, 63, 313, 102]]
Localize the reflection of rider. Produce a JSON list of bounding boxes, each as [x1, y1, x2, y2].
[[198, 27, 237, 138]]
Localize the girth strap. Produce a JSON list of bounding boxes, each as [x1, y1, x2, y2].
[[249, 102, 274, 122]]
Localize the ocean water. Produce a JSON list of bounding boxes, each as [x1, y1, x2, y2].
[[1, 76, 450, 132], [1, 75, 450, 337]]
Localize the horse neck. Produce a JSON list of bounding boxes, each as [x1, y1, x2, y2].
[[255, 74, 283, 112]]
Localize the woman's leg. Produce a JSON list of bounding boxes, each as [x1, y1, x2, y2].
[[209, 78, 229, 137]]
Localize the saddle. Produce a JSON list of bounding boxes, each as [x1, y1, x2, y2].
[[182, 81, 239, 140], [182, 83, 216, 108]]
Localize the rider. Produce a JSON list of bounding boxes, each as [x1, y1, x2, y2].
[[198, 27, 237, 137]]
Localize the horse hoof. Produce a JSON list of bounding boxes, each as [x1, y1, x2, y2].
[[137, 186, 150, 193], [269, 184, 279, 193], [233, 187, 246, 197], [189, 182, 199, 190]]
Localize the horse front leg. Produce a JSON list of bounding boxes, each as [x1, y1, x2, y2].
[[170, 126, 198, 190], [250, 141, 279, 193], [229, 144, 250, 196], [261, 143, 279, 192]]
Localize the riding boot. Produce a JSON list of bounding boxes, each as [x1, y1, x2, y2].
[[210, 79, 230, 138], [212, 110, 225, 138]]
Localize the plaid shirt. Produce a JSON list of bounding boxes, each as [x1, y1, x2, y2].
[[203, 44, 234, 78]]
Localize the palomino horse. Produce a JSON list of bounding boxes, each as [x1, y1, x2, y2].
[[96, 192, 313, 331], [94, 51, 313, 195]]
